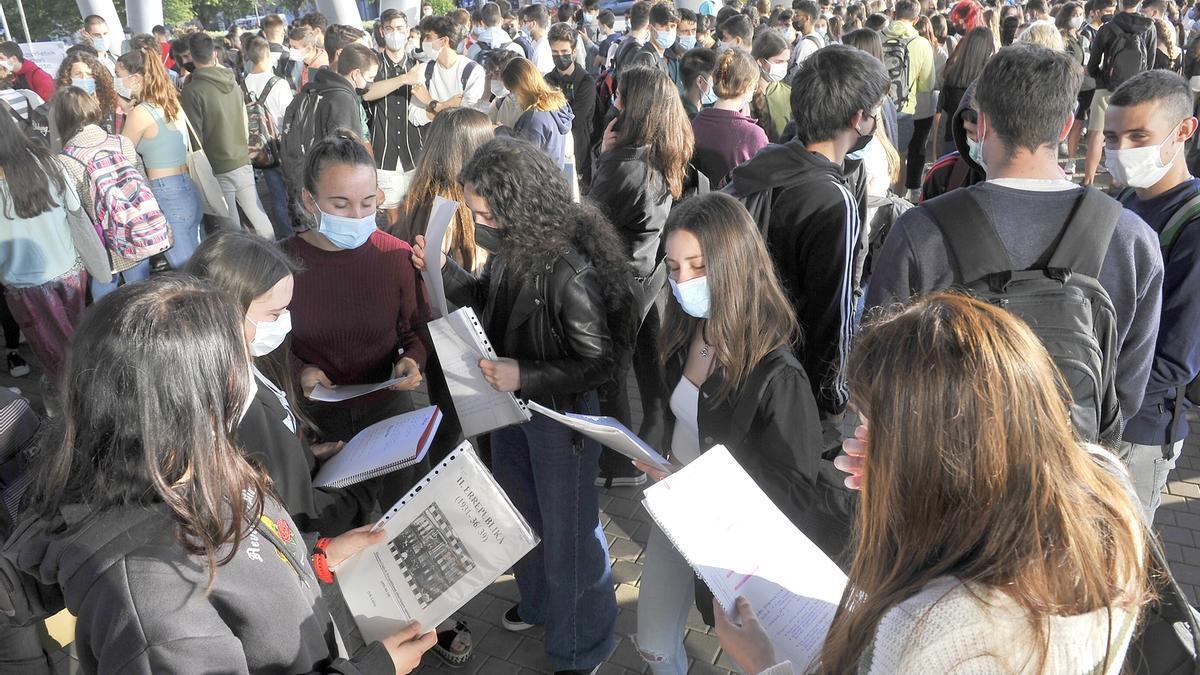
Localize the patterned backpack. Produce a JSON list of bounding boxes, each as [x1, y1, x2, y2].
[[244, 76, 283, 169], [64, 136, 172, 262]]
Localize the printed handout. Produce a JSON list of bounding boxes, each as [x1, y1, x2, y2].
[[642, 446, 847, 674], [422, 196, 459, 318], [428, 307, 531, 437], [310, 377, 409, 403], [526, 401, 670, 470], [337, 442, 539, 643]]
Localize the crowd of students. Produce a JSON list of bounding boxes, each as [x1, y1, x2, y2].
[[0, 0, 1197, 673]]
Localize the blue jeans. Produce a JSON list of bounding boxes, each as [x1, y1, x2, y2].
[[490, 391, 617, 671], [90, 259, 150, 301], [262, 166, 292, 239], [150, 174, 203, 270]]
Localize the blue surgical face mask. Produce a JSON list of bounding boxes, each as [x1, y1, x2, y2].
[[669, 275, 710, 318], [967, 135, 984, 168], [91, 37, 108, 53], [315, 204, 377, 249], [653, 29, 676, 50], [700, 78, 718, 105], [678, 35, 697, 50], [72, 77, 96, 95]]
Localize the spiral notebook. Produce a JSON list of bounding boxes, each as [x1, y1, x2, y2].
[[642, 446, 847, 674], [428, 306, 531, 438], [311, 406, 442, 488], [338, 441, 540, 642]]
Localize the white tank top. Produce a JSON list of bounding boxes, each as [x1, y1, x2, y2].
[[669, 376, 702, 465]]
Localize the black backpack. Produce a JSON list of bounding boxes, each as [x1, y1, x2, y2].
[[924, 188, 1124, 447], [0, 390, 63, 629], [882, 35, 917, 109], [1104, 28, 1149, 89]]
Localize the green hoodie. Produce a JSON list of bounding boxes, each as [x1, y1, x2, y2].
[[180, 64, 250, 175], [884, 20, 935, 116]]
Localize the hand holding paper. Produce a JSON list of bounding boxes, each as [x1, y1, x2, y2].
[[310, 377, 410, 403], [421, 196, 459, 318], [526, 401, 670, 470]]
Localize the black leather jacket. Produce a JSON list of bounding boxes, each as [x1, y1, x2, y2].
[[442, 249, 615, 411], [589, 145, 672, 279]]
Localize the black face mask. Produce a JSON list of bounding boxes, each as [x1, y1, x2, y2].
[[552, 54, 574, 71], [183, 61, 196, 73], [474, 222, 505, 253], [848, 113, 876, 154], [1101, 12, 1114, 22]]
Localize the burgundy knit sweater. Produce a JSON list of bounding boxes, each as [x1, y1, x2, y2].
[[283, 231, 431, 394]]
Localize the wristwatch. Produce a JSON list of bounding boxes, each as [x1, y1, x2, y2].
[[426, 100, 439, 115]]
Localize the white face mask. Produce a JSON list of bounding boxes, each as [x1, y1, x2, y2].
[[289, 47, 307, 63], [385, 31, 407, 52], [765, 61, 787, 82], [1105, 125, 1184, 189], [1069, 15, 1085, 29], [491, 80, 508, 98], [417, 40, 439, 61], [249, 310, 292, 357]]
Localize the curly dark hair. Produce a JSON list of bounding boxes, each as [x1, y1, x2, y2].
[[55, 50, 119, 124], [459, 137, 633, 327]]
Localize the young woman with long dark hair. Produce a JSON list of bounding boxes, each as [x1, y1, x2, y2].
[[393, 107, 495, 273], [632, 193, 834, 675], [0, 101, 86, 388], [716, 293, 1151, 674], [588, 65, 694, 484], [938, 26, 994, 144], [9, 276, 437, 673], [117, 44, 203, 270], [412, 136, 632, 675]]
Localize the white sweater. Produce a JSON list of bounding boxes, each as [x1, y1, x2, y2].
[[762, 576, 1138, 675]]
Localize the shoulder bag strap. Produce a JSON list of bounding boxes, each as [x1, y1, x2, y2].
[[258, 76, 283, 104], [1160, 191, 1200, 255], [923, 189, 1015, 281], [1046, 187, 1120, 278]]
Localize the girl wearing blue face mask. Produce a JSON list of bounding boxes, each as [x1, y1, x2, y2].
[[631, 192, 835, 675], [281, 129, 431, 508], [51, 51, 121, 153]]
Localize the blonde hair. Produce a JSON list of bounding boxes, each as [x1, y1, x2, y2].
[[713, 48, 760, 100], [1018, 20, 1064, 51], [501, 57, 567, 112]]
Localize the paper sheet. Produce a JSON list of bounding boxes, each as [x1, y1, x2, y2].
[[526, 401, 669, 469], [643, 446, 847, 674], [422, 196, 459, 318], [428, 307, 531, 437], [338, 442, 539, 642], [310, 377, 408, 402], [312, 406, 442, 488]]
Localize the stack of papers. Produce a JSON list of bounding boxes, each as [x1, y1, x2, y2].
[[312, 406, 442, 488], [310, 377, 408, 402], [643, 446, 847, 674], [527, 401, 669, 470]]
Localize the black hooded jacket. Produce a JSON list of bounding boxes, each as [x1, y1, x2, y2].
[[1087, 11, 1157, 90], [5, 500, 392, 674], [920, 81, 986, 202], [723, 142, 860, 417]]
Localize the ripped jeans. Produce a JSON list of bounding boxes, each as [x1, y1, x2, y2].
[[636, 522, 696, 674]]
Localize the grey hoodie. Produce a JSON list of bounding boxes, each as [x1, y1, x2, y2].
[[6, 500, 391, 674]]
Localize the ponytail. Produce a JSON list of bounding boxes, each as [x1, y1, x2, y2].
[[116, 45, 181, 121]]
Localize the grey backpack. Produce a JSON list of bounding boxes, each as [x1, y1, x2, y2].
[[924, 188, 1124, 446]]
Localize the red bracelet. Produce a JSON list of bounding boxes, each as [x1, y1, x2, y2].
[[312, 537, 334, 584]]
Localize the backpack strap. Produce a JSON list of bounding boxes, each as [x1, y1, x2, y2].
[[424, 60, 436, 89], [258, 76, 283, 104], [1046, 188, 1120, 278], [1116, 186, 1137, 204], [460, 60, 479, 90], [1160, 191, 1200, 254], [924, 189, 1015, 280]]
